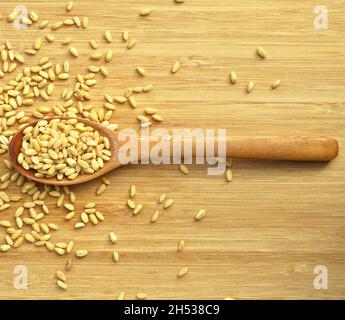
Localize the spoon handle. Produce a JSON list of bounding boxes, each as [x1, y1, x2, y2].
[[142, 136, 338, 162], [221, 136, 338, 162]]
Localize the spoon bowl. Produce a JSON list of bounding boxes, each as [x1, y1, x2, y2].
[[9, 117, 122, 185]]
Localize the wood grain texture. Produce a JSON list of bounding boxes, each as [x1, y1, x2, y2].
[[0, 0, 344, 300]]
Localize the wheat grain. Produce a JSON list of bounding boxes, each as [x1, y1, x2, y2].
[[66, 1, 73, 11], [69, 46, 78, 57], [246, 81, 254, 93], [225, 169, 233, 182], [75, 250, 88, 258], [112, 251, 120, 262], [127, 39, 136, 49], [195, 209, 206, 221], [64, 203, 74, 211], [122, 30, 129, 41], [163, 199, 174, 209], [139, 9, 152, 16], [145, 107, 157, 115], [101, 176, 110, 185], [129, 185, 136, 198], [117, 292, 125, 300], [177, 240, 186, 252], [127, 199, 136, 209], [109, 232, 117, 244], [29, 11, 39, 22], [65, 258, 73, 271], [104, 30, 112, 43], [90, 52, 102, 60], [55, 247, 65, 255], [136, 67, 146, 77], [39, 20, 49, 29], [73, 16, 81, 27], [90, 214, 98, 224], [150, 210, 160, 223], [136, 293, 147, 300], [0, 244, 11, 252], [158, 193, 166, 204], [105, 50, 113, 62], [82, 17, 89, 28], [171, 61, 180, 73], [45, 34, 55, 43], [51, 21, 63, 30], [57, 280, 68, 290], [89, 40, 98, 49], [133, 204, 143, 215], [62, 37, 72, 45], [178, 267, 189, 278], [271, 80, 281, 89], [256, 46, 267, 59], [229, 71, 237, 84], [152, 114, 163, 122], [96, 184, 106, 195], [81, 212, 89, 224], [57, 270, 66, 282], [8, 10, 19, 22], [33, 38, 42, 50]]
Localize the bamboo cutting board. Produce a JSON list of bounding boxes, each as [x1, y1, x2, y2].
[[0, 0, 344, 300]]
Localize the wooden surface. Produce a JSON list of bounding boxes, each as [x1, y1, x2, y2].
[[0, 0, 345, 300]]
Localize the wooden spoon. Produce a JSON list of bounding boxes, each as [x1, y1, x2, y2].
[[8, 117, 339, 186]]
